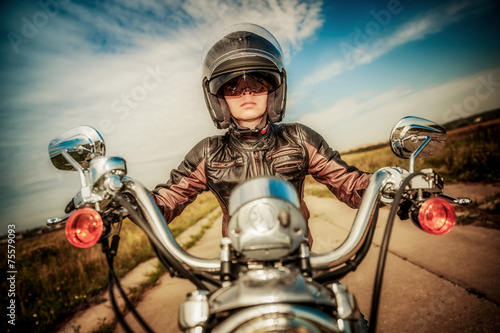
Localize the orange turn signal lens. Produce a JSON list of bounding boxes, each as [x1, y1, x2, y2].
[[65, 208, 103, 248], [418, 198, 456, 235]]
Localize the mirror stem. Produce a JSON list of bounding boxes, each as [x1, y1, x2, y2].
[[62, 150, 90, 187], [409, 136, 431, 173]]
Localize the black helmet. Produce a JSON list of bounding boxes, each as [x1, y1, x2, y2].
[[201, 23, 287, 129]]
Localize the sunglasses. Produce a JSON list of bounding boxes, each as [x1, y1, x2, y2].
[[209, 72, 281, 98]]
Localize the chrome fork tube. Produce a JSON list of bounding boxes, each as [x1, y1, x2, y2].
[[310, 168, 392, 269], [122, 178, 221, 272]]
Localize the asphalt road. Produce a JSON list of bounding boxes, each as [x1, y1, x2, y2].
[[111, 194, 500, 333], [308, 196, 500, 333]]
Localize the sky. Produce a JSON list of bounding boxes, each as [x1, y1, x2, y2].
[[1, 0, 499, 232]]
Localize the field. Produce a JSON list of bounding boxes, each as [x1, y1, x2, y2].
[[1, 116, 499, 333]]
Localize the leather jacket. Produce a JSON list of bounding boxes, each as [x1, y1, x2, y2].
[[152, 122, 371, 244]]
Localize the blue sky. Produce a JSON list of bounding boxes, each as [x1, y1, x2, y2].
[[1, 0, 499, 232]]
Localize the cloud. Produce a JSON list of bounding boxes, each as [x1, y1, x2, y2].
[[181, 0, 324, 59], [302, 0, 490, 87], [297, 67, 500, 151], [0, 0, 324, 231]]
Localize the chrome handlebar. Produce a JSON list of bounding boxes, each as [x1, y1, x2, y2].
[[49, 162, 462, 274], [48, 118, 469, 275], [124, 168, 401, 273], [121, 178, 222, 272], [310, 168, 394, 269]]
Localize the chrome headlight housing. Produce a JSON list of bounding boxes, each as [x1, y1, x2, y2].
[[228, 177, 307, 260], [212, 304, 339, 333]]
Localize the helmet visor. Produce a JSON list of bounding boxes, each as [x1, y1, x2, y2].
[[209, 71, 281, 97]]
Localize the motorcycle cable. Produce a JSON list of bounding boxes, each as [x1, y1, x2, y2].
[[368, 171, 423, 333], [114, 194, 209, 290], [106, 254, 132, 333], [193, 271, 223, 289], [313, 208, 379, 283], [150, 241, 223, 289], [102, 234, 155, 333]]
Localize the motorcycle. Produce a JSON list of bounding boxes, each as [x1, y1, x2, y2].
[[47, 116, 471, 332]]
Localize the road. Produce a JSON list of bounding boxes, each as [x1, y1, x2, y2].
[[108, 192, 500, 333]]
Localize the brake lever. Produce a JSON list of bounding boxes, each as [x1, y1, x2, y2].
[[46, 212, 73, 226], [439, 192, 472, 206]]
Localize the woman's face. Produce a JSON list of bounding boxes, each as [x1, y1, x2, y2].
[[221, 74, 269, 129], [225, 92, 268, 129]]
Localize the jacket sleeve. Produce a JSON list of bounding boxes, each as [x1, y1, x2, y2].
[[151, 139, 208, 223], [298, 124, 371, 209]]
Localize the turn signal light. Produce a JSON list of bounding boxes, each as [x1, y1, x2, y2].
[[65, 208, 103, 248], [418, 198, 456, 235]]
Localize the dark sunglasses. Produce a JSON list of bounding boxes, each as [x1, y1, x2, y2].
[[209, 72, 281, 97]]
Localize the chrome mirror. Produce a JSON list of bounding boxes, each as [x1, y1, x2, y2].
[[390, 116, 446, 172], [49, 126, 106, 171]]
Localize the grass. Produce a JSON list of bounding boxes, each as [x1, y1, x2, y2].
[[0, 191, 219, 333], [181, 211, 221, 249], [168, 192, 220, 238], [304, 184, 335, 198]]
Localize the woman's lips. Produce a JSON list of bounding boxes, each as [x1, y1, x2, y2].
[[241, 101, 256, 107]]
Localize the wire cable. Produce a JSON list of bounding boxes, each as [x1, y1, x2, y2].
[[368, 172, 423, 333], [103, 239, 155, 333]]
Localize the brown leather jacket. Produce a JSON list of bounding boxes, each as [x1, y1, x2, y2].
[[152, 122, 371, 243]]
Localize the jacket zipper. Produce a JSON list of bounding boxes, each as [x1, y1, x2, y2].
[[252, 151, 261, 176]]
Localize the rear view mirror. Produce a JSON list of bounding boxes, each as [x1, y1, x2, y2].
[[49, 126, 105, 171], [389, 116, 446, 172]]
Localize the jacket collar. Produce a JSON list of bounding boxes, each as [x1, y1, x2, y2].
[[227, 122, 276, 150], [228, 123, 270, 139]]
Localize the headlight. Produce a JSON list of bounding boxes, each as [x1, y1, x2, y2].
[[229, 176, 301, 215], [249, 202, 278, 233], [228, 177, 307, 260]]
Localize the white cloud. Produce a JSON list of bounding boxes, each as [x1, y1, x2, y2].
[[181, 0, 324, 59], [297, 67, 500, 152]]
